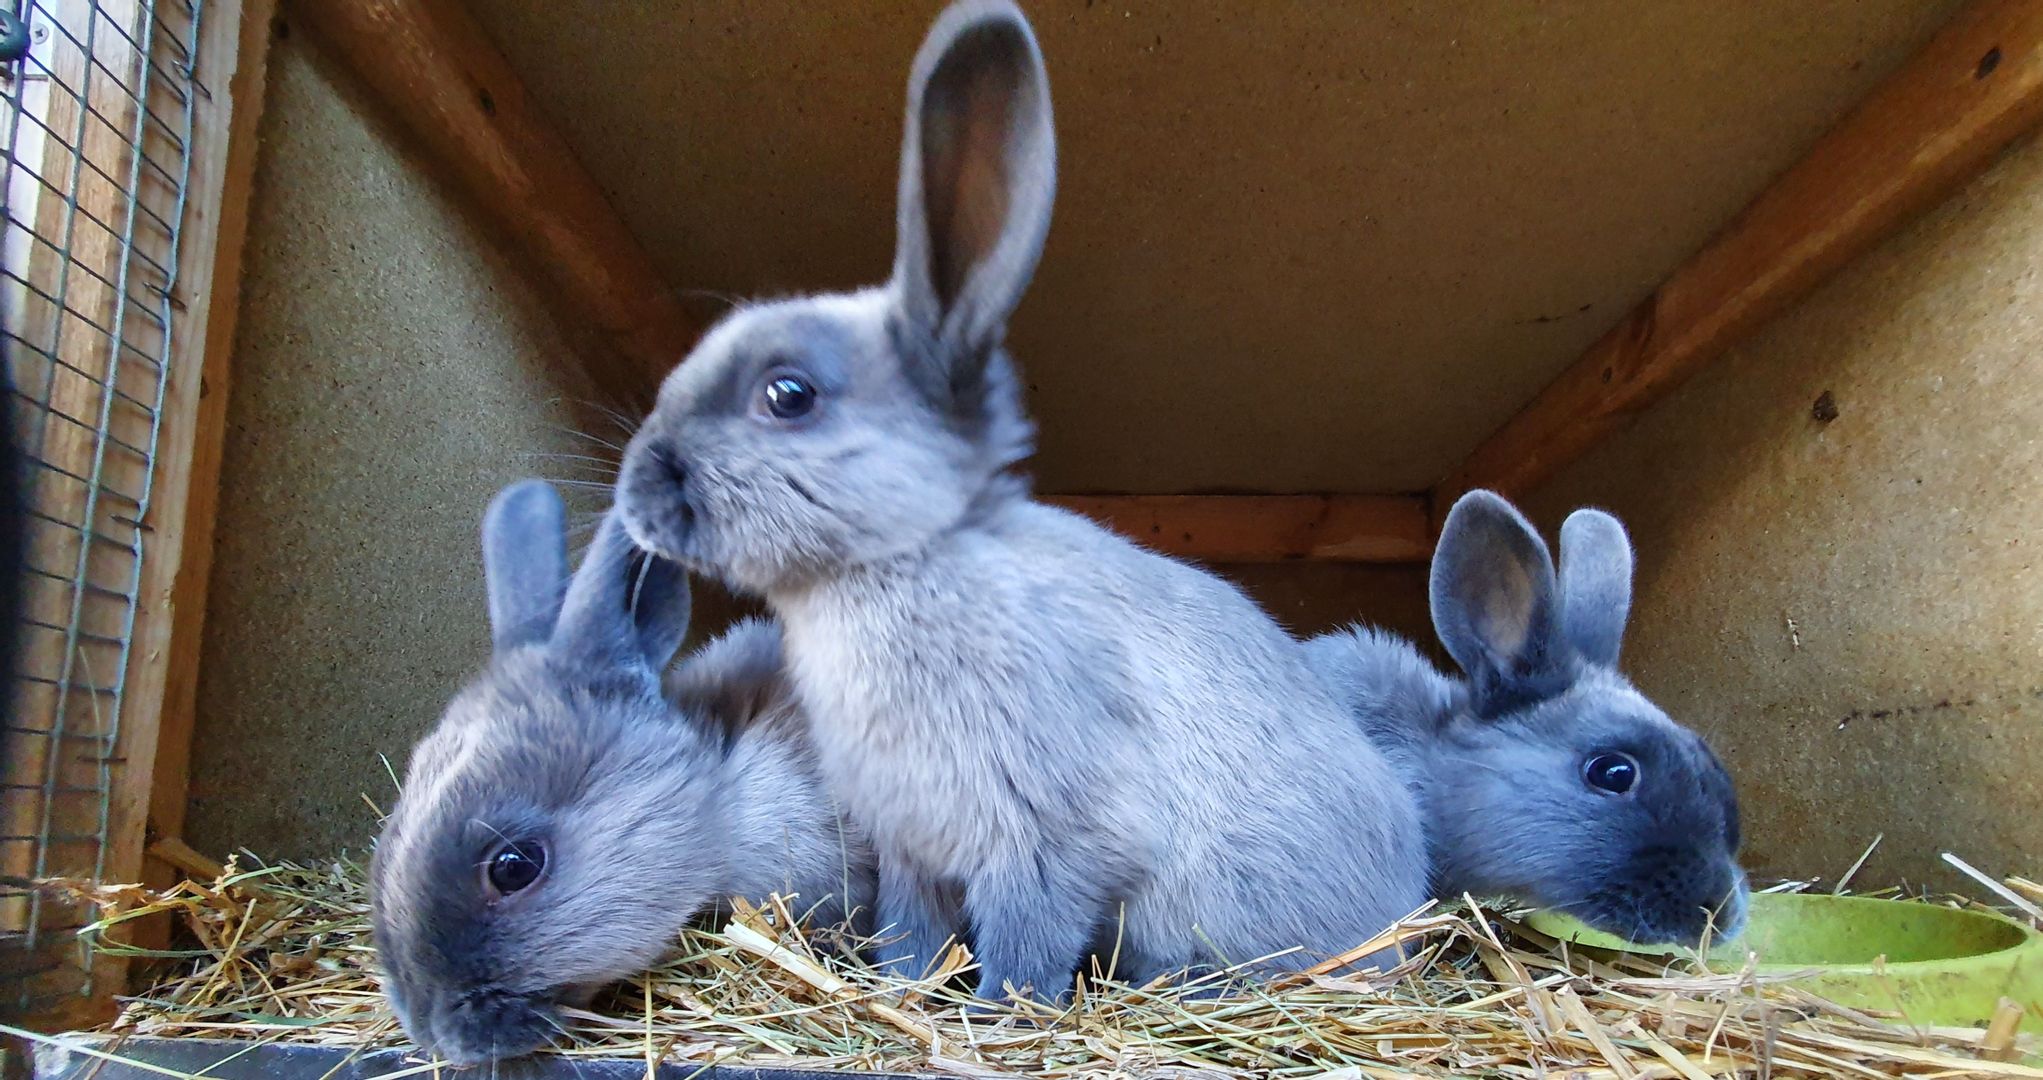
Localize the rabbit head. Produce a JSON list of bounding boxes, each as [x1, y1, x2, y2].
[[618, 0, 1053, 594], [1424, 490, 1746, 945], [370, 481, 726, 1066]]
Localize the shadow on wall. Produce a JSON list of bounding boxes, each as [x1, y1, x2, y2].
[[1523, 134, 2043, 891]]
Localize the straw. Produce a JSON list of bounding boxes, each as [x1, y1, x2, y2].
[[21, 854, 2040, 1079]]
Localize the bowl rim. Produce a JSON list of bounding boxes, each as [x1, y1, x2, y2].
[[1524, 891, 2043, 975]]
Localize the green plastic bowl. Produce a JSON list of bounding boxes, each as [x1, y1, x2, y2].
[[1525, 892, 2043, 1028]]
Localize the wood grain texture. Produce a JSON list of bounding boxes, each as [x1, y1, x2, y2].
[[288, 0, 697, 403], [102, 0, 278, 971], [177, 35, 615, 862], [4, 0, 155, 1027], [1044, 494, 1431, 563], [1441, 0, 2043, 512]]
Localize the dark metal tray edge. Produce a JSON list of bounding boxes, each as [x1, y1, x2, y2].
[[14, 1033, 928, 1079]]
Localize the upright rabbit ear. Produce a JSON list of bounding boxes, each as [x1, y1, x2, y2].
[[1430, 490, 1577, 717], [1558, 508, 1633, 668], [481, 480, 570, 651], [551, 508, 692, 675], [892, 0, 1055, 364]]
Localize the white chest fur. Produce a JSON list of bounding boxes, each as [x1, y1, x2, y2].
[[775, 567, 1065, 880]]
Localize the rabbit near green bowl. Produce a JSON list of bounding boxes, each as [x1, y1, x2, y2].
[[1529, 891, 2043, 1030]]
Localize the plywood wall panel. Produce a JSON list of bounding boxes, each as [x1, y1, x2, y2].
[[1523, 133, 2043, 891], [467, 0, 1962, 495], [185, 31, 616, 859]]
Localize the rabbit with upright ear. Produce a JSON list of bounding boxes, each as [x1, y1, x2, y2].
[[370, 481, 873, 1067], [1303, 490, 1747, 946], [614, 0, 1425, 1001]]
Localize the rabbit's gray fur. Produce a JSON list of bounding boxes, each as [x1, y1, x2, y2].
[[670, 614, 876, 927], [370, 481, 873, 1067], [614, 0, 1425, 1001], [1303, 491, 1746, 946]]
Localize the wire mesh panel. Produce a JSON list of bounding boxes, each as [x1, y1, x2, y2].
[[0, 0, 202, 1020]]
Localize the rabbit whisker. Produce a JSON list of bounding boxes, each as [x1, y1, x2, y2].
[[544, 478, 620, 494], [471, 818, 520, 850], [676, 286, 747, 313], [538, 1009, 578, 1046], [568, 398, 645, 440], [783, 474, 828, 511], [550, 425, 629, 453], [1432, 753, 1513, 777], [528, 465, 621, 487], [627, 548, 656, 622], [523, 451, 619, 470], [766, 468, 884, 545], [1626, 898, 1652, 948]]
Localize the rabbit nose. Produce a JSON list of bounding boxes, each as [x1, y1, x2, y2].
[[652, 441, 689, 491], [432, 990, 556, 1066], [1711, 869, 1751, 938]]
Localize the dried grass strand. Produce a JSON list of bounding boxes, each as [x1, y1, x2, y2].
[[23, 856, 2040, 1079]]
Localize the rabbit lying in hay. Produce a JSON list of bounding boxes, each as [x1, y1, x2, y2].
[[1304, 490, 1748, 947], [370, 481, 873, 1066], [613, 0, 1426, 1002]]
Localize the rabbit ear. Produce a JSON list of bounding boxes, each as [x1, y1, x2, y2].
[[1430, 490, 1576, 716], [666, 618, 787, 739], [551, 508, 692, 675], [892, 0, 1055, 363], [1558, 508, 1634, 667], [481, 480, 570, 651]]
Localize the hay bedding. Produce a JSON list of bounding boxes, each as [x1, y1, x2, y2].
[[19, 857, 2040, 1079]]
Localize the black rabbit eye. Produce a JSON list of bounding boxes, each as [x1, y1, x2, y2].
[[762, 374, 817, 420], [486, 841, 546, 896], [1583, 752, 1639, 795]]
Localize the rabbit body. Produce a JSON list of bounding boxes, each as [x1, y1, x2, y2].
[[371, 484, 872, 1068], [1302, 491, 1746, 946], [615, 0, 1425, 1000], [773, 496, 1426, 992], [672, 616, 876, 929]]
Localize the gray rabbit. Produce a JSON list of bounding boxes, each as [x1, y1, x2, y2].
[[1303, 490, 1747, 946], [613, 0, 1426, 1000], [370, 480, 873, 1067]]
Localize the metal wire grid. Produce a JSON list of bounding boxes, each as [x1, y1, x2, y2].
[[1, 0, 203, 1017]]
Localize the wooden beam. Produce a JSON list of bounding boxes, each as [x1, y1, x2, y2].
[[1439, 0, 2043, 511], [3, 0, 158, 1028], [288, 0, 697, 404], [104, 0, 278, 980], [144, 837, 226, 883], [1044, 495, 1432, 563]]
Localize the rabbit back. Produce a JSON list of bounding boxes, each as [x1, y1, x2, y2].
[[782, 498, 1426, 981]]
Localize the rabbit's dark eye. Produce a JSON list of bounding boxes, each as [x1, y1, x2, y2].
[[1583, 752, 1639, 795], [763, 374, 817, 420], [486, 841, 546, 896]]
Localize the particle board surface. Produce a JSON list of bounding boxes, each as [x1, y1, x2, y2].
[[1523, 133, 2043, 891], [185, 30, 615, 858], [468, 0, 1963, 494]]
